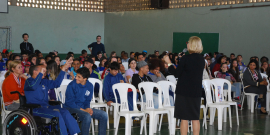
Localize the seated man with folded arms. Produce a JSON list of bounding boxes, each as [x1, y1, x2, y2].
[[103, 62, 136, 110], [24, 58, 80, 135], [64, 67, 108, 135]]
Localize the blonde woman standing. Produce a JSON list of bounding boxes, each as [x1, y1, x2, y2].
[[164, 36, 204, 135]]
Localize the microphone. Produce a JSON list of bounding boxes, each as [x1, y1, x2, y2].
[[179, 48, 187, 56]]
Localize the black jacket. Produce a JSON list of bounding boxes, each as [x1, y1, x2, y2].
[[168, 53, 205, 98], [20, 42, 34, 55], [131, 74, 157, 95], [243, 68, 263, 89]]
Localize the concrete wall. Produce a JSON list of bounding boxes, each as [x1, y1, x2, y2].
[[0, 6, 104, 54], [104, 3, 270, 64]]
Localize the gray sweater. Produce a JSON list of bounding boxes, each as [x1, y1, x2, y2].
[[147, 72, 166, 83]]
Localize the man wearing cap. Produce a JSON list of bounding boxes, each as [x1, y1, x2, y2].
[[142, 50, 148, 62], [20, 33, 34, 55], [132, 61, 162, 109], [88, 35, 107, 58], [83, 58, 101, 97]]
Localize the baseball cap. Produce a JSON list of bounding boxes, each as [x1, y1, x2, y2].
[[60, 60, 66, 66], [137, 61, 148, 69], [2, 49, 7, 54], [142, 50, 147, 53], [25, 62, 31, 67], [84, 58, 94, 64], [7, 50, 14, 53]]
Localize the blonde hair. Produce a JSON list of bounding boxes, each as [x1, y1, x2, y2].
[[187, 36, 203, 54], [5, 61, 21, 78]]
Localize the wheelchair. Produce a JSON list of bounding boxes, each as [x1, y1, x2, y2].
[[2, 91, 79, 135]]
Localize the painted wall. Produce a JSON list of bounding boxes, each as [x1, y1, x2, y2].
[[0, 6, 104, 54], [104, 3, 270, 64]]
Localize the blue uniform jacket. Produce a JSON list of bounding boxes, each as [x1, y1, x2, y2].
[[64, 80, 93, 109], [24, 71, 65, 107], [103, 72, 125, 102]]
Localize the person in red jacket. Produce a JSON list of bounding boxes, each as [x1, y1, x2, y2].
[[2, 61, 28, 111], [212, 55, 227, 77]]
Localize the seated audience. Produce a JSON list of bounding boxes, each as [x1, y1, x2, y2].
[[45, 54, 53, 63], [119, 63, 126, 75], [79, 49, 88, 64], [260, 61, 270, 74], [95, 51, 103, 61], [24, 58, 80, 134], [212, 55, 227, 77], [122, 52, 129, 63], [23, 62, 31, 78], [38, 57, 47, 67], [243, 59, 268, 114], [130, 52, 135, 59], [210, 53, 221, 72], [228, 59, 241, 82], [137, 53, 144, 62], [101, 57, 117, 79], [132, 61, 161, 109], [125, 58, 138, 83], [2, 61, 28, 111], [0, 53, 5, 71], [216, 63, 242, 107], [117, 57, 122, 64], [64, 67, 108, 135], [154, 50, 159, 57], [83, 58, 101, 97], [103, 62, 135, 110], [54, 56, 61, 68], [60, 60, 71, 79], [70, 58, 81, 80], [0, 60, 11, 77], [89, 55, 99, 72], [28, 54, 37, 66], [47, 60, 61, 100], [237, 55, 246, 72], [98, 56, 107, 71], [230, 53, 235, 62], [108, 51, 117, 60]]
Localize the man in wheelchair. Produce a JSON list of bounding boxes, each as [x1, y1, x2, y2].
[[22, 57, 80, 135], [64, 67, 108, 135]]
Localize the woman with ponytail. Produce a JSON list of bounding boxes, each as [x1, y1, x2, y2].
[[2, 61, 28, 111]]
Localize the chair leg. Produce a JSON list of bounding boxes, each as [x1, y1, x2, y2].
[[158, 114, 163, 131], [167, 112, 172, 135], [217, 107, 223, 130], [91, 119, 95, 135], [106, 106, 110, 129], [114, 116, 120, 135], [228, 107, 232, 128], [241, 95, 245, 110], [251, 96, 255, 113], [125, 117, 131, 135], [114, 105, 117, 128], [203, 107, 207, 129], [235, 104, 239, 125], [149, 113, 154, 135], [223, 107, 227, 122], [140, 114, 146, 134]]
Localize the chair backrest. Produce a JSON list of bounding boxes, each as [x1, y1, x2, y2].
[[261, 73, 269, 91], [202, 79, 214, 104], [158, 81, 176, 106], [211, 78, 231, 102], [112, 83, 140, 112], [88, 78, 104, 103], [166, 75, 177, 85], [129, 77, 132, 83], [138, 82, 163, 110], [58, 79, 72, 103], [214, 71, 219, 78], [95, 61, 100, 67], [122, 62, 129, 70]]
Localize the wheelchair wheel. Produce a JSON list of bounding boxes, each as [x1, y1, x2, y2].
[[3, 109, 38, 135]]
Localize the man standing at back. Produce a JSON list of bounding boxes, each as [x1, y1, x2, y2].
[[88, 35, 107, 58], [20, 33, 34, 55]]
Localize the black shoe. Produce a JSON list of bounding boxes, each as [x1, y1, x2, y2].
[[258, 98, 265, 103], [260, 110, 268, 114]]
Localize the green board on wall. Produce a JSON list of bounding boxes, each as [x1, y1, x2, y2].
[[173, 32, 219, 55]]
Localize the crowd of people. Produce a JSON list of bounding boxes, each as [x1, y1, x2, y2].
[[1, 33, 270, 135]]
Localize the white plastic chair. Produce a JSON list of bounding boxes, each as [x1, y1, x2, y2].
[[122, 62, 129, 71], [260, 73, 270, 113], [202, 79, 232, 130], [211, 78, 239, 126], [112, 83, 147, 135], [157, 81, 182, 134], [88, 78, 109, 129], [138, 82, 172, 135], [214, 71, 219, 78], [240, 74, 259, 113], [0, 80, 11, 124], [166, 75, 177, 85], [95, 61, 100, 67]]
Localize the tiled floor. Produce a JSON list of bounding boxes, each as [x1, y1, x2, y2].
[[1, 105, 270, 135]]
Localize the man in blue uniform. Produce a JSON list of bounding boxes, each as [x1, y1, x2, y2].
[[64, 67, 108, 135], [24, 58, 80, 135]]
